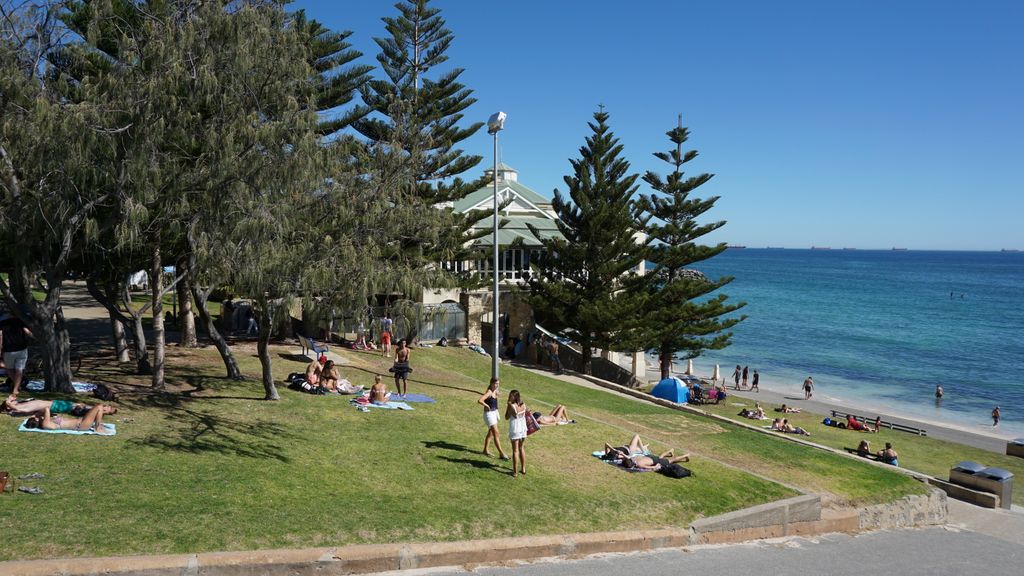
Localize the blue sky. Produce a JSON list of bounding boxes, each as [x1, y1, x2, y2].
[[291, 0, 1023, 250]]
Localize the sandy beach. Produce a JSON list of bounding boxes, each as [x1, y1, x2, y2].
[[643, 364, 1019, 453]]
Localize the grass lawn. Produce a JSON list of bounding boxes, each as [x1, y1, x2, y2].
[[0, 345, 924, 561], [697, 392, 1024, 506]]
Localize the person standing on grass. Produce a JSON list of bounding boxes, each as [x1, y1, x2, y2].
[[741, 366, 749, 388], [390, 339, 412, 397], [0, 310, 33, 397], [478, 378, 510, 460], [506, 389, 528, 477], [803, 376, 814, 399], [993, 406, 1001, 426], [751, 370, 760, 392], [732, 365, 741, 390]]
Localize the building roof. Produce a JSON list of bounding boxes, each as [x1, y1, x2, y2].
[[472, 216, 562, 247], [454, 179, 552, 213]]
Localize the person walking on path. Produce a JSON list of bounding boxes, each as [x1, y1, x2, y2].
[[380, 314, 393, 357], [0, 310, 33, 396], [741, 366, 749, 389], [732, 365, 741, 390], [390, 339, 412, 397], [803, 376, 814, 400], [506, 389, 528, 477], [750, 370, 760, 392], [548, 339, 562, 374], [478, 378, 510, 461], [992, 406, 1001, 426]]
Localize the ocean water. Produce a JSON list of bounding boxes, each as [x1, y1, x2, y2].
[[673, 249, 1024, 436]]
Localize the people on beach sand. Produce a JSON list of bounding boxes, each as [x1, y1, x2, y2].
[[506, 389, 528, 477], [23, 405, 114, 435], [733, 365, 741, 389], [478, 378, 509, 460], [877, 442, 899, 466], [533, 405, 575, 426], [751, 370, 759, 392], [992, 406, 1000, 426], [390, 340, 412, 397], [803, 376, 814, 399], [3, 396, 116, 417], [741, 366, 748, 388]]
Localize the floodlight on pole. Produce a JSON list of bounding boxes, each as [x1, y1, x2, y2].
[[488, 111, 505, 382]]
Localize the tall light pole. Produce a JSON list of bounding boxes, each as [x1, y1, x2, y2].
[[487, 111, 506, 382]]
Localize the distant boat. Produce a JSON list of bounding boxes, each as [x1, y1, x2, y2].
[[727, 245, 747, 249], [842, 247, 857, 251], [1002, 248, 1020, 253], [892, 247, 908, 251], [811, 246, 831, 250], [765, 246, 784, 249]]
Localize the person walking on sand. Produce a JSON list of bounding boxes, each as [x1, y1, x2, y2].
[[751, 370, 760, 392], [803, 376, 814, 400], [478, 378, 510, 460], [992, 406, 1001, 426], [733, 365, 741, 390], [741, 366, 749, 389]]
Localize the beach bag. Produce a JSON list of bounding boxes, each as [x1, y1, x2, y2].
[[525, 411, 541, 436], [93, 383, 117, 402], [822, 417, 832, 426], [660, 463, 692, 479]]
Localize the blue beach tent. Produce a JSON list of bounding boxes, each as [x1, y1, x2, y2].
[[651, 377, 689, 403]]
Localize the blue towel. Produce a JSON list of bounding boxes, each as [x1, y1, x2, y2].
[[359, 401, 414, 411], [18, 419, 116, 436], [393, 393, 435, 403], [24, 380, 97, 393]]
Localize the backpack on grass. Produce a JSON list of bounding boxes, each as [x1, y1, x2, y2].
[[93, 383, 117, 402]]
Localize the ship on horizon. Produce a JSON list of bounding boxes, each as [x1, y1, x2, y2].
[[811, 246, 831, 250], [892, 247, 908, 251], [1002, 248, 1020, 253], [727, 245, 747, 249]]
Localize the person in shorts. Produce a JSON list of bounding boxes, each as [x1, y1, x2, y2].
[[0, 311, 33, 396]]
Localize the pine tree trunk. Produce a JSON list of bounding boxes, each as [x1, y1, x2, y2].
[[256, 302, 279, 400], [192, 283, 243, 380], [177, 265, 197, 348], [130, 312, 151, 374], [581, 342, 593, 375], [109, 311, 130, 362], [86, 277, 151, 373], [660, 348, 671, 381], [151, 244, 165, 390]]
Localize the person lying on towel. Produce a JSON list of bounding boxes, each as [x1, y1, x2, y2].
[[533, 404, 576, 426], [23, 405, 114, 435], [3, 395, 116, 418], [622, 449, 692, 478]]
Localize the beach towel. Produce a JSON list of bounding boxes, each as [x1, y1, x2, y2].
[[359, 401, 414, 411], [24, 380, 97, 394], [590, 451, 652, 472], [393, 393, 436, 403], [18, 419, 116, 436]]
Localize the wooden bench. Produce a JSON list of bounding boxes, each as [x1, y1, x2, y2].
[[831, 410, 927, 436], [298, 334, 329, 359]]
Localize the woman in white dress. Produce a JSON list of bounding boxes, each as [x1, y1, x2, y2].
[[506, 389, 528, 477]]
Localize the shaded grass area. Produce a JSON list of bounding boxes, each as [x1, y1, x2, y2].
[[0, 346, 921, 561], [698, 392, 1024, 506]]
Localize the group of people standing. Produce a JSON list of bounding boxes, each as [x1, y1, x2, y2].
[[730, 365, 759, 392]]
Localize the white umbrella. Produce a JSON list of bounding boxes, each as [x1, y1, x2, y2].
[[712, 364, 721, 383], [685, 359, 694, 375]]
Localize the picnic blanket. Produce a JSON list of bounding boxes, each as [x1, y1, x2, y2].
[[24, 380, 97, 394], [18, 419, 116, 436], [393, 393, 435, 403], [357, 401, 414, 410], [590, 451, 652, 472]]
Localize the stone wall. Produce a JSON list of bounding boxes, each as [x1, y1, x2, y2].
[[857, 488, 948, 531]]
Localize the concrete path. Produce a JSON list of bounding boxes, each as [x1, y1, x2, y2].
[[394, 528, 1024, 576]]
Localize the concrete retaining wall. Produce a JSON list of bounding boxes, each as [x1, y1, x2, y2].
[[858, 488, 948, 531]]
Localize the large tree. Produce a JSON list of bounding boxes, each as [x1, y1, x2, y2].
[[526, 110, 647, 375], [352, 0, 488, 274], [634, 116, 745, 380]]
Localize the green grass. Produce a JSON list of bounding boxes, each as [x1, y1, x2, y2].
[[697, 392, 1024, 506], [0, 346, 923, 561]]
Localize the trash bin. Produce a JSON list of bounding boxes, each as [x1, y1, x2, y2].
[[949, 461, 986, 487], [975, 467, 1014, 510], [1007, 438, 1024, 458]]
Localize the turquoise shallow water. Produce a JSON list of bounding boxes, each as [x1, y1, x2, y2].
[[676, 249, 1024, 436]]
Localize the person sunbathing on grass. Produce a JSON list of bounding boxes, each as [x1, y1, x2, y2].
[[776, 404, 801, 413], [368, 375, 390, 405], [3, 395, 116, 417], [622, 448, 691, 470], [23, 405, 113, 435], [780, 418, 811, 436], [601, 434, 649, 461], [739, 403, 766, 420], [533, 404, 576, 426], [857, 439, 872, 456], [846, 414, 877, 433]]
